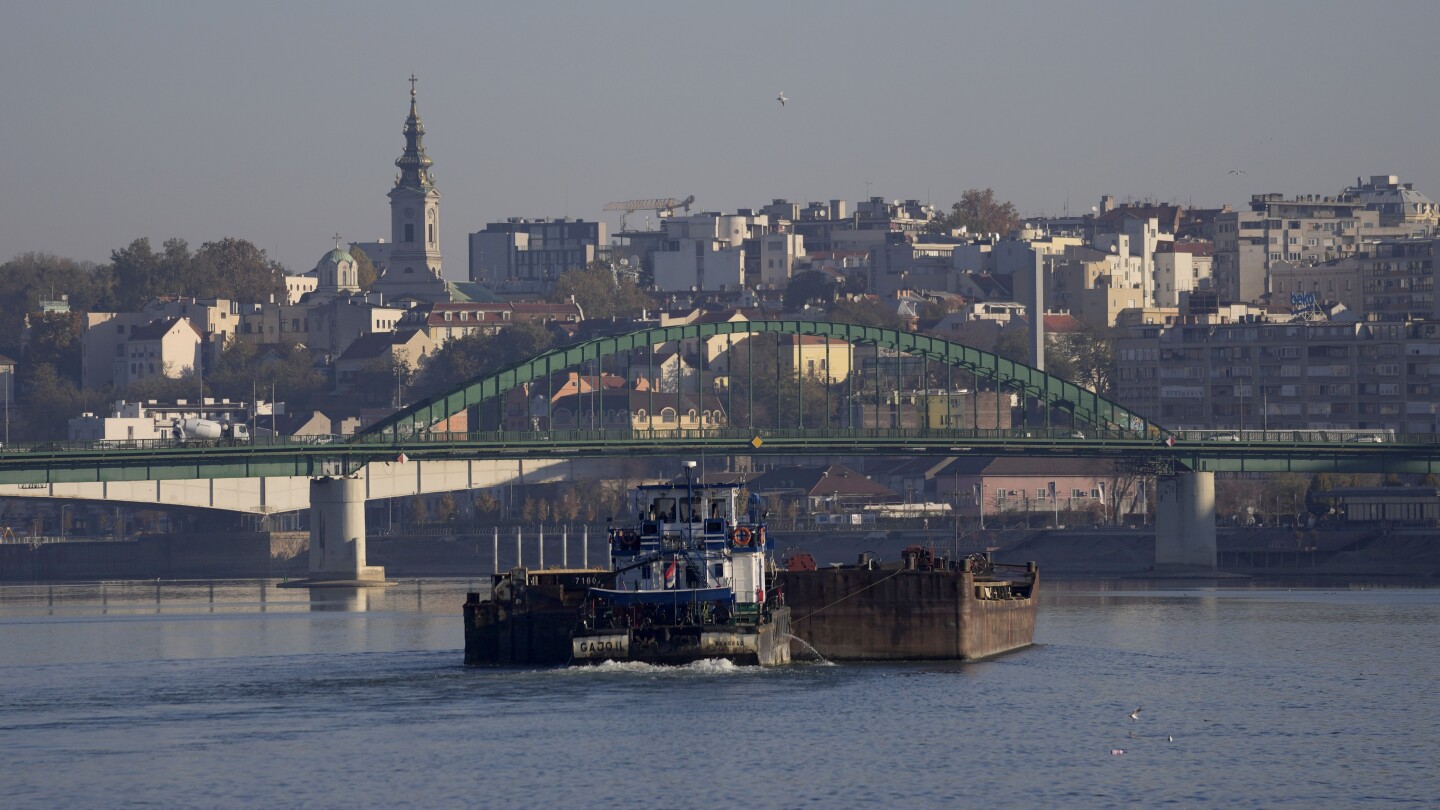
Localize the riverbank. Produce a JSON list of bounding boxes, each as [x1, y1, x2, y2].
[[3, 526, 1437, 582]]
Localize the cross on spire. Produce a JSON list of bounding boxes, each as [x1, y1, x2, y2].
[[333, 233, 343, 249], [409, 73, 418, 97]]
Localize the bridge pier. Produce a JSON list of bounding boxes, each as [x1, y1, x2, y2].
[[1155, 471, 1216, 570], [278, 477, 393, 588]]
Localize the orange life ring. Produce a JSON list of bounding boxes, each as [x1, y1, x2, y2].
[[731, 527, 753, 547]]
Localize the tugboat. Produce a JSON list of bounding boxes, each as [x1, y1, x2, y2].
[[571, 462, 791, 666], [463, 462, 791, 667]]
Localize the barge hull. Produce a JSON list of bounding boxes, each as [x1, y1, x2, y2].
[[776, 568, 1036, 661]]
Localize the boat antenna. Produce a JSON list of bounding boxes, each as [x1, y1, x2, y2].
[[683, 460, 697, 550]]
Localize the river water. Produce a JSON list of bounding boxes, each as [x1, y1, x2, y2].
[[2, 578, 1437, 808]]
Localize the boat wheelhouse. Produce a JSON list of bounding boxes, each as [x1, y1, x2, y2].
[[572, 465, 791, 666]]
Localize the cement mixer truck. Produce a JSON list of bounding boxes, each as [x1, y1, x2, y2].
[[170, 417, 250, 444]]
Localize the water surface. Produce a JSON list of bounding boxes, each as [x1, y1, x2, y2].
[[1, 579, 1436, 807]]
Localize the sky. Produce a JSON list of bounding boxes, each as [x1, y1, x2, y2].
[[2, 0, 1438, 278]]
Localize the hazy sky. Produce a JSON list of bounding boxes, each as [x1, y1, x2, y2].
[[3, 0, 1437, 277]]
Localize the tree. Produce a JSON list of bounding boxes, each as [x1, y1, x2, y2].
[[0, 252, 111, 351], [550, 262, 654, 320], [993, 326, 1032, 365], [349, 247, 377, 292], [928, 188, 1021, 236], [22, 312, 84, 383], [206, 337, 328, 414], [827, 298, 906, 331], [472, 490, 501, 519], [190, 238, 288, 305], [1052, 323, 1117, 395], [109, 238, 163, 311], [13, 362, 108, 440], [435, 492, 458, 524], [414, 321, 555, 398], [783, 270, 839, 312]]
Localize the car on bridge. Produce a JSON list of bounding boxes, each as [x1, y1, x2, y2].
[[1347, 434, 1385, 443]]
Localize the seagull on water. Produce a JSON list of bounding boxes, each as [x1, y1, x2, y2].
[[1129, 707, 1142, 722], [777, 91, 787, 107]]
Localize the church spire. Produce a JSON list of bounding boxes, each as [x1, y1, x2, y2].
[[395, 73, 435, 192]]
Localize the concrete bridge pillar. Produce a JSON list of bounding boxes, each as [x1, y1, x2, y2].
[[280, 477, 391, 588], [1155, 471, 1216, 570]]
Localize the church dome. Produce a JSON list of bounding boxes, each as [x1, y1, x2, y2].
[[320, 248, 355, 267], [313, 245, 360, 293]]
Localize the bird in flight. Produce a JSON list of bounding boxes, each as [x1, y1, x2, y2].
[[1228, 169, 1246, 175], [1129, 707, 1142, 722], [777, 91, 787, 107]]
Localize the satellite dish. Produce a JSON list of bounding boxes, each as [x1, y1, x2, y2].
[[1091, 205, 1099, 213], [1110, 244, 1119, 254]]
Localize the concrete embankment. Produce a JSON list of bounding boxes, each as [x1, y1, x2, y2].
[[4, 526, 1438, 581], [0, 532, 307, 581]]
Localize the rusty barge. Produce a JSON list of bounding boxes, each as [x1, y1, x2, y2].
[[775, 545, 1038, 661]]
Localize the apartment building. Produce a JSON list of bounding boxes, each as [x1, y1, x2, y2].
[[467, 218, 606, 293], [1152, 242, 1215, 308], [1213, 179, 1436, 305], [1115, 317, 1440, 432]]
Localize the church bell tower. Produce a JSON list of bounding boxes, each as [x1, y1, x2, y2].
[[386, 74, 443, 285]]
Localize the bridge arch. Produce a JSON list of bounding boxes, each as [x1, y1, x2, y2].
[[358, 320, 1153, 438]]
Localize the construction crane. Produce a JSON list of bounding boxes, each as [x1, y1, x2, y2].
[[604, 195, 695, 231]]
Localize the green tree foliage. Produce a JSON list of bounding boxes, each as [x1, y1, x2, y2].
[[110, 237, 286, 309], [927, 188, 1022, 236], [190, 238, 288, 305], [1051, 324, 1117, 395], [22, 312, 84, 383], [206, 337, 328, 413], [782, 270, 840, 312], [12, 362, 108, 441], [827, 298, 907, 330], [0, 253, 111, 352], [414, 321, 555, 397], [110, 238, 192, 310], [350, 247, 377, 292], [550, 262, 655, 320], [992, 326, 1032, 365]]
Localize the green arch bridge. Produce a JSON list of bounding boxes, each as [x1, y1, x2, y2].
[[2, 320, 1439, 485]]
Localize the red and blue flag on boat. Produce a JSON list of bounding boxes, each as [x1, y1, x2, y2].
[[664, 561, 677, 589]]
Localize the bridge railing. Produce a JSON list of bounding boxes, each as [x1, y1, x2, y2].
[[6, 426, 1440, 458]]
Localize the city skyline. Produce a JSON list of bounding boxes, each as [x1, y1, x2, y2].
[[3, 1, 1437, 274]]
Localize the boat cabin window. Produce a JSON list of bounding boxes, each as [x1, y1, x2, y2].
[[708, 498, 726, 519], [649, 497, 677, 521], [712, 563, 724, 578]]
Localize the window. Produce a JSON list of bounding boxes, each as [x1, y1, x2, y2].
[[405, 224, 415, 242], [428, 223, 435, 244]]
